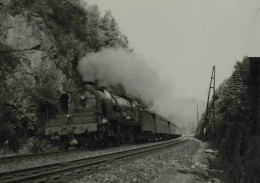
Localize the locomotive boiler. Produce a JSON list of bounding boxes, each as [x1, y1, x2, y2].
[[45, 82, 180, 147]]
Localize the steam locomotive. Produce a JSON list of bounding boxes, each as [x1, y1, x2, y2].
[[45, 82, 180, 147]]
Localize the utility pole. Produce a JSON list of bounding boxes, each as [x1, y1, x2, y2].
[[205, 66, 216, 124], [197, 104, 199, 125], [201, 66, 216, 141]]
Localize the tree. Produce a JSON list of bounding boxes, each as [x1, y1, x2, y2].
[[196, 57, 253, 182], [101, 11, 128, 48]]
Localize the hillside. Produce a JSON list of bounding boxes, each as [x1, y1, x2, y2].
[[196, 57, 258, 183], [0, 0, 128, 153]]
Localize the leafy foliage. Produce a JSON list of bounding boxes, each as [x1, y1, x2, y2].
[[8, 0, 128, 82], [0, 0, 129, 152], [9, 0, 128, 50], [101, 11, 128, 48], [196, 57, 255, 182]]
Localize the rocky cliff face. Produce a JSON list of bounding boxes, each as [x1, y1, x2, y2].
[[0, 10, 66, 109], [0, 0, 129, 151]]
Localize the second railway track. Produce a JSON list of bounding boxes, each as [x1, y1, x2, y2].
[[0, 149, 89, 162], [0, 136, 188, 183]]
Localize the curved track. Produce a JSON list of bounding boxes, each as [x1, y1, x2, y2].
[[0, 136, 188, 183]]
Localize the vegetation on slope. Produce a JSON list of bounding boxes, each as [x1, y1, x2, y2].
[[6, 0, 128, 81], [0, 0, 129, 153], [196, 57, 257, 182]]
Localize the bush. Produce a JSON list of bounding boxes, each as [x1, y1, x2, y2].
[[19, 137, 59, 154]]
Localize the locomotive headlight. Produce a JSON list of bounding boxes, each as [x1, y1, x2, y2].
[[67, 114, 71, 119], [102, 118, 108, 124]]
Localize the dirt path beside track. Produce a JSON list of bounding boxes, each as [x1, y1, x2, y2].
[[156, 139, 223, 183]]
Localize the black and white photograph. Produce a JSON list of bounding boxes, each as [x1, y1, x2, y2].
[[0, 0, 259, 182]]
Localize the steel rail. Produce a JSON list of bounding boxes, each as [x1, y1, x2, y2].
[[0, 137, 181, 162], [0, 136, 188, 183], [0, 149, 88, 162]]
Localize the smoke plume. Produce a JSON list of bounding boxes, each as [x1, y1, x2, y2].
[[77, 47, 173, 116]]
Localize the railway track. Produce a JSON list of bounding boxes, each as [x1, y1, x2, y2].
[[0, 137, 182, 163], [0, 136, 188, 183], [0, 149, 88, 163], [0, 140, 172, 163]]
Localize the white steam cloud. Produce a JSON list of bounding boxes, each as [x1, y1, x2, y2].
[[77, 47, 174, 117], [77, 47, 205, 133]]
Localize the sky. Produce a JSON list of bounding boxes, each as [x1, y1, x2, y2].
[[84, 0, 260, 101]]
